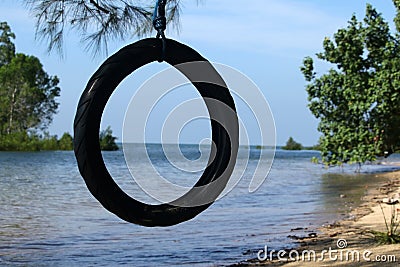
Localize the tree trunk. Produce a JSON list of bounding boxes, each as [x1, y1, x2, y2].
[[7, 86, 17, 134]]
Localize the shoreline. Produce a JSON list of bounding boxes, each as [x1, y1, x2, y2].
[[239, 170, 400, 266]]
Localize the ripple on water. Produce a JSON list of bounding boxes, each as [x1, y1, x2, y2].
[[1, 149, 398, 266]]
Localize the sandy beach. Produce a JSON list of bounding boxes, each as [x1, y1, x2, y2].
[[240, 170, 400, 266]]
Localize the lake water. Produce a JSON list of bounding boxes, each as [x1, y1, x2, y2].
[[1, 145, 400, 266]]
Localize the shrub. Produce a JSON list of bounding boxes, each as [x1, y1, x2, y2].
[[282, 137, 303, 150]]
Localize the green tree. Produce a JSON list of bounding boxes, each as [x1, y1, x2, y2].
[[41, 131, 59, 150], [0, 22, 60, 135], [282, 137, 302, 151], [301, 2, 400, 166], [99, 126, 119, 151], [58, 132, 73, 150], [0, 22, 15, 66], [25, 0, 189, 54]]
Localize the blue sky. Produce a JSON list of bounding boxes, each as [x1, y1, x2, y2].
[[0, 0, 397, 145]]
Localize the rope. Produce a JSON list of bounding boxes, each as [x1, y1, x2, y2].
[[153, 0, 167, 62]]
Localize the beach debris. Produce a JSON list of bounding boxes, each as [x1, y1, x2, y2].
[[382, 193, 400, 205], [287, 233, 318, 240], [340, 194, 347, 198], [308, 232, 317, 238], [287, 235, 303, 240], [382, 198, 398, 204], [323, 222, 341, 228], [290, 227, 308, 231]]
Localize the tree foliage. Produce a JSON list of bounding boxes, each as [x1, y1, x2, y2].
[[301, 2, 400, 166], [99, 126, 119, 151], [0, 22, 60, 135], [0, 131, 73, 151], [58, 132, 73, 150], [25, 0, 199, 54], [0, 22, 15, 66], [282, 137, 303, 151]]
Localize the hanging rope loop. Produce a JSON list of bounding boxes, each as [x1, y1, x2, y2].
[[153, 0, 167, 61]]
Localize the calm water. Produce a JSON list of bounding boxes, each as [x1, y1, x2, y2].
[[1, 145, 399, 266]]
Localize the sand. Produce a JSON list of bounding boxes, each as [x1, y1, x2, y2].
[[239, 170, 400, 266]]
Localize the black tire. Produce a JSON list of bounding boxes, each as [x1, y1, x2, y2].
[[74, 38, 238, 227]]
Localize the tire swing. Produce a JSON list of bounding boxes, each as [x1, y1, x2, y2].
[[73, 0, 239, 227]]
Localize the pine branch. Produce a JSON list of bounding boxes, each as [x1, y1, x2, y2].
[[24, 0, 203, 55], [89, 0, 110, 14]]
